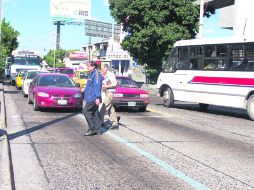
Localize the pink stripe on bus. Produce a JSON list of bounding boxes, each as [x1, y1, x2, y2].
[[191, 76, 254, 86]]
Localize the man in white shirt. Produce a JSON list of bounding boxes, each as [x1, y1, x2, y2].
[[102, 64, 119, 129]]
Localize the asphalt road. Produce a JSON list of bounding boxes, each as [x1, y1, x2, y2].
[[4, 83, 254, 190]]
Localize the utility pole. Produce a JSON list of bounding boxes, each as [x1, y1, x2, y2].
[[88, 36, 91, 62], [199, 0, 204, 38], [54, 21, 65, 50], [0, 0, 2, 68]]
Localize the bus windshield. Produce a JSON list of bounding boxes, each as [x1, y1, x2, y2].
[[13, 57, 41, 66]]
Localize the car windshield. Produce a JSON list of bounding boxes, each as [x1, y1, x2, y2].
[[26, 71, 40, 79], [117, 78, 138, 88], [80, 71, 89, 79], [56, 68, 74, 74], [38, 75, 75, 87]]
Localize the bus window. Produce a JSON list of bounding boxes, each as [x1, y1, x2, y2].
[[245, 43, 254, 71], [217, 45, 228, 57], [205, 45, 216, 57], [163, 48, 177, 72], [190, 46, 202, 70], [203, 45, 228, 70], [230, 44, 245, 70], [175, 47, 190, 70]]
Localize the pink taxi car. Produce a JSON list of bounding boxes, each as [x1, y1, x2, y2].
[[113, 76, 150, 111], [28, 73, 83, 111]]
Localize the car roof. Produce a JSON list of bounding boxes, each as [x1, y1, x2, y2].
[[56, 67, 73, 70], [75, 69, 89, 72], [37, 73, 68, 77], [27, 70, 48, 73]]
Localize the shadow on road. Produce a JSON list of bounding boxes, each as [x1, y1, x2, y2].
[[154, 103, 249, 120], [4, 90, 20, 95], [8, 112, 80, 141]]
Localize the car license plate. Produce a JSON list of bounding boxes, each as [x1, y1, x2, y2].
[[58, 99, 67, 105], [128, 102, 136, 106]]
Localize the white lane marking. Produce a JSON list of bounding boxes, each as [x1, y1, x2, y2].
[[106, 131, 210, 190]]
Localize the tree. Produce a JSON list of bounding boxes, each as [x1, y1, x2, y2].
[[43, 49, 67, 68], [0, 19, 19, 73], [109, 0, 214, 76]]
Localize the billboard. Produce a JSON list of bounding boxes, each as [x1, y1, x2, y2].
[[85, 19, 112, 38], [50, 0, 91, 22]]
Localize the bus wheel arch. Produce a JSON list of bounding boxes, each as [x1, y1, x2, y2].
[[246, 94, 254, 120], [162, 86, 174, 108]]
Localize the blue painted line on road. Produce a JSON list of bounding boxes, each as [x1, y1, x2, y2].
[[106, 131, 210, 190]]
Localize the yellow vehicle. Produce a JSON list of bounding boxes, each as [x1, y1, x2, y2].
[[72, 70, 89, 92], [15, 71, 26, 90]]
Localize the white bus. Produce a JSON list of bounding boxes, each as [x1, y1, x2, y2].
[[156, 37, 254, 120], [7, 50, 42, 85]]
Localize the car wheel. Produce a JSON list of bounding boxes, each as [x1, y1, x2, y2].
[[139, 106, 147, 112], [33, 97, 40, 111], [247, 95, 254, 120], [199, 103, 209, 110], [22, 90, 26, 97], [28, 94, 32, 104], [114, 106, 119, 112], [75, 107, 83, 112], [163, 87, 174, 107]]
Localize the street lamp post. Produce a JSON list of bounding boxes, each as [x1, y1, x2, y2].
[[199, 0, 204, 38]]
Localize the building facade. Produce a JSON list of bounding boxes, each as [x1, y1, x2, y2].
[[195, 0, 254, 38]]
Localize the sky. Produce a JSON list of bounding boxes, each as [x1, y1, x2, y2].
[[2, 0, 233, 56]]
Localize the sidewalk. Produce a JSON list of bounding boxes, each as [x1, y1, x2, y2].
[[0, 83, 13, 190]]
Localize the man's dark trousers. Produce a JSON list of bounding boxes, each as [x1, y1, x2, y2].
[[84, 102, 101, 132]]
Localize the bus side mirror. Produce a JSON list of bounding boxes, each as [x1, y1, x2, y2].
[[75, 83, 80, 88]]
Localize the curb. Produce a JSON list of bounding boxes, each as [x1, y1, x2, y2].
[[0, 83, 15, 190]]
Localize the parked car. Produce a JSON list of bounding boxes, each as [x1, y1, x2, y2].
[[72, 69, 89, 92], [113, 76, 150, 111], [28, 73, 83, 111], [55, 67, 74, 78], [15, 71, 26, 89], [22, 70, 49, 97]]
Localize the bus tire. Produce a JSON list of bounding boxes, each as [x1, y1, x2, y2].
[[199, 103, 209, 110], [247, 95, 254, 120], [163, 87, 174, 107]]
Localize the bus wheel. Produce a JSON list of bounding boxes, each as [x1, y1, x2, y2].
[[247, 95, 254, 120], [163, 87, 174, 107], [199, 103, 209, 110]]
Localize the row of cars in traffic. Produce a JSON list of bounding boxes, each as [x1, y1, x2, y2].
[[14, 67, 150, 112]]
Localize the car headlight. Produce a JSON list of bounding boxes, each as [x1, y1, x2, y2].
[[140, 94, 149, 98], [114, 93, 123, 97], [74, 93, 82, 98], [37, 92, 49, 97]]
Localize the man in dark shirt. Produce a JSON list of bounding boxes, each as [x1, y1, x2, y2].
[[83, 61, 103, 136]]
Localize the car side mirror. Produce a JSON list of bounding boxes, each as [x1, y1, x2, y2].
[[75, 83, 80, 88]]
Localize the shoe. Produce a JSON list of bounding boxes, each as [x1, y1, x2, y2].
[[117, 116, 121, 124], [109, 124, 119, 130], [96, 130, 103, 135], [84, 130, 96, 136]]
